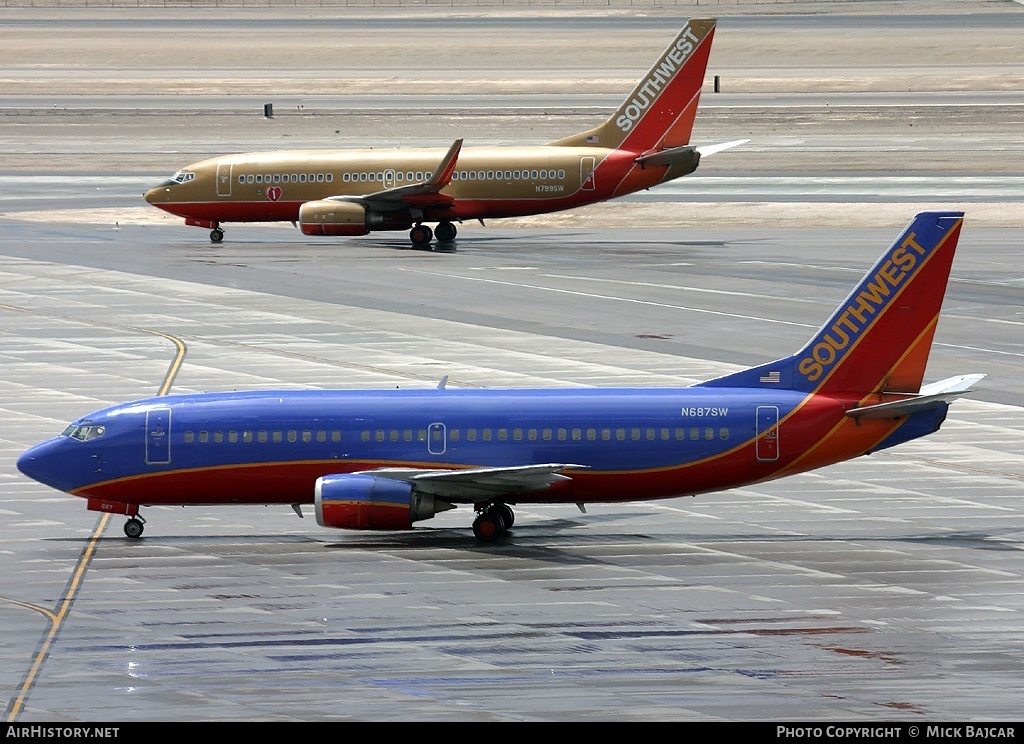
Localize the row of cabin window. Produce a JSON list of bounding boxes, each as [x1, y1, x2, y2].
[[441, 426, 728, 442], [235, 169, 569, 187], [342, 171, 432, 183], [451, 169, 566, 182], [338, 169, 565, 184], [181, 426, 730, 445], [183, 430, 342, 444], [238, 173, 334, 184]]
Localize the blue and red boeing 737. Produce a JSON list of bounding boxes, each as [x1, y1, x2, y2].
[[18, 212, 983, 542]]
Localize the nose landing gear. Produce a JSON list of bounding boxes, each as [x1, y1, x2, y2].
[[124, 515, 146, 539]]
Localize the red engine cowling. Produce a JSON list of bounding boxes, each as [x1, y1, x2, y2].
[[298, 200, 370, 236], [315, 474, 440, 531]]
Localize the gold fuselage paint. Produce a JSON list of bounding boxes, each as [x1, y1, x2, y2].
[[145, 145, 642, 221]]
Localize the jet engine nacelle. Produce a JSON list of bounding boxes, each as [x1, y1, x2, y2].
[[315, 473, 440, 531], [299, 200, 370, 236], [299, 200, 415, 236]]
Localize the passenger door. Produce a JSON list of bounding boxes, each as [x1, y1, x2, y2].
[[216, 162, 233, 197], [145, 407, 172, 465]]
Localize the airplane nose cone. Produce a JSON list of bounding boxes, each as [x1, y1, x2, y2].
[[18, 443, 49, 484], [17, 438, 79, 492], [144, 178, 178, 204]]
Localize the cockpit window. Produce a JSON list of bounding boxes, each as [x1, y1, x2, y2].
[[171, 170, 195, 184], [61, 424, 106, 441]]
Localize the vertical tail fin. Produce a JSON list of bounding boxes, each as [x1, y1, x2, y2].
[[698, 212, 965, 396], [549, 19, 716, 153]]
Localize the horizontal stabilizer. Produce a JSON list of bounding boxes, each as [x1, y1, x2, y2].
[[634, 145, 698, 168], [846, 374, 985, 420], [361, 463, 588, 501], [918, 373, 987, 398], [633, 139, 745, 175], [695, 138, 749, 157]]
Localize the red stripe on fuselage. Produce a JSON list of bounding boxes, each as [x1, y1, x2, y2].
[[154, 201, 304, 223]]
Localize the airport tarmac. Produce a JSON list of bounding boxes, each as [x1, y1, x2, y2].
[[1, 2, 1023, 723]]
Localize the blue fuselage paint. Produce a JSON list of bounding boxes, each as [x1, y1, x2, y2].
[[19, 386, 830, 504]]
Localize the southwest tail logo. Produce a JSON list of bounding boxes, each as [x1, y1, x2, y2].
[[699, 212, 965, 397], [614, 25, 704, 135], [797, 224, 941, 386], [550, 19, 716, 153]]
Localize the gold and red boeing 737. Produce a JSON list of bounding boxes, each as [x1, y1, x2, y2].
[[145, 19, 744, 247]]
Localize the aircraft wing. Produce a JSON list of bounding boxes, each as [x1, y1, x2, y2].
[[360, 462, 588, 501], [326, 138, 463, 212], [845, 374, 986, 420]]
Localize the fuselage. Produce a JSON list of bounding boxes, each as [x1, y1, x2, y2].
[[17, 386, 936, 510], [143, 145, 684, 226]]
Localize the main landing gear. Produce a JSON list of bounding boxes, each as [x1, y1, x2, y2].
[[409, 221, 457, 249], [210, 227, 224, 243], [472, 502, 515, 542], [434, 221, 457, 243]]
